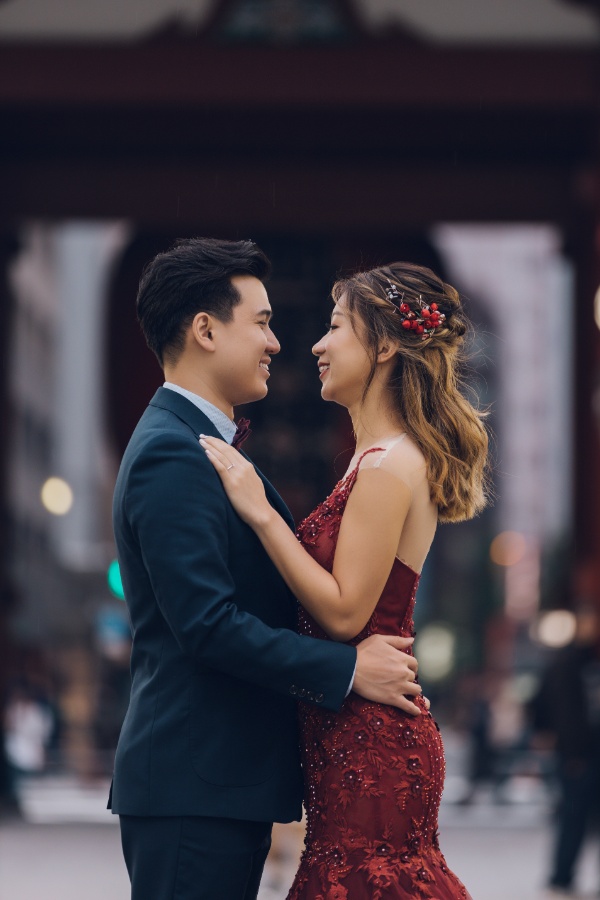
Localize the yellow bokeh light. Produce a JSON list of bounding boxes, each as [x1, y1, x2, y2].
[[414, 623, 456, 683], [490, 531, 527, 567], [40, 477, 73, 516]]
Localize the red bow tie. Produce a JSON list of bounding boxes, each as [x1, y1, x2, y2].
[[232, 418, 252, 451]]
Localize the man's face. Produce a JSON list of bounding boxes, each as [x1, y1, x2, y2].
[[211, 275, 281, 408]]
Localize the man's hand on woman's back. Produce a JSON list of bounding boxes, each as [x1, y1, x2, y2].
[[354, 634, 423, 716]]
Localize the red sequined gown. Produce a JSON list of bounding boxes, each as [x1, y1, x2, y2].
[[287, 449, 471, 900]]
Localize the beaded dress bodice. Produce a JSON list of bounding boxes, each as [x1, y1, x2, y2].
[[287, 450, 470, 900], [296, 449, 420, 648]]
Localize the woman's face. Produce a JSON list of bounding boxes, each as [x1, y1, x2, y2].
[[312, 298, 372, 407]]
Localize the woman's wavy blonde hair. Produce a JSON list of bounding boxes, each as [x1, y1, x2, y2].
[[332, 262, 490, 523]]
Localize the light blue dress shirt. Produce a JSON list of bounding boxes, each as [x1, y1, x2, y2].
[[163, 382, 237, 444]]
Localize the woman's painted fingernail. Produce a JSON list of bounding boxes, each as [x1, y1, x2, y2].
[[199, 438, 206, 445]]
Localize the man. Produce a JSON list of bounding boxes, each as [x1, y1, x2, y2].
[[531, 606, 600, 898], [109, 237, 422, 900]]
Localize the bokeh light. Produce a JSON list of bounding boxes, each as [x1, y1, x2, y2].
[[107, 558, 125, 600], [530, 609, 576, 648], [511, 672, 540, 704], [414, 622, 456, 682], [490, 531, 528, 567], [40, 476, 73, 515]]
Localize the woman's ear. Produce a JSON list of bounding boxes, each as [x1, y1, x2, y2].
[[377, 341, 399, 364], [191, 312, 216, 352]]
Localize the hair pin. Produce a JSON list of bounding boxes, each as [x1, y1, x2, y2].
[[386, 281, 445, 340], [386, 281, 404, 304]]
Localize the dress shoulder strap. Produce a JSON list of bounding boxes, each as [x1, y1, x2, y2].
[[372, 433, 407, 468], [355, 446, 386, 467], [342, 435, 407, 491], [341, 446, 385, 492]]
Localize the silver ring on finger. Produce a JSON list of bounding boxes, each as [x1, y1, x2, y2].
[[226, 464, 235, 471]]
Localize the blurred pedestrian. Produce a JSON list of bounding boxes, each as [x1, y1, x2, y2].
[[531, 606, 600, 897], [4, 681, 55, 779], [458, 671, 497, 804]]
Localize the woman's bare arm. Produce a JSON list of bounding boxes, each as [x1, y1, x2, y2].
[[200, 436, 411, 641]]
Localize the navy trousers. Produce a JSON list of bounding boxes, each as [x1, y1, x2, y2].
[[119, 814, 273, 900]]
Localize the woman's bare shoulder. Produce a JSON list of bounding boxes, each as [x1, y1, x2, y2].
[[360, 435, 428, 486]]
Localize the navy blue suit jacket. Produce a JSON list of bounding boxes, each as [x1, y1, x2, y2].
[[109, 387, 356, 823]]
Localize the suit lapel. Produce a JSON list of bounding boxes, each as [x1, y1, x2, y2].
[[239, 451, 295, 532], [149, 387, 296, 532], [150, 387, 224, 442]]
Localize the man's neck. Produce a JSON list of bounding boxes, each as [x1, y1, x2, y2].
[[163, 368, 233, 419]]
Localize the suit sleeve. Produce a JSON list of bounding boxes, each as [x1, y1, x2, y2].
[[124, 430, 356, 711]]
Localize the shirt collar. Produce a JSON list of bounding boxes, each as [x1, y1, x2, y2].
[[163, 382, 237, 444]]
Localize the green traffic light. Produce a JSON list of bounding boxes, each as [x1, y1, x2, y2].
[[107, 559, 125, 600]]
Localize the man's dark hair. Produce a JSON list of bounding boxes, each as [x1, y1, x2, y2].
[[136, 237, 271, 366]]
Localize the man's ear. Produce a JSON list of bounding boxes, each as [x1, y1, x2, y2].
[[191, 312, 216, 352]]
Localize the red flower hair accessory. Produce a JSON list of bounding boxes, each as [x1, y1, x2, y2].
[[386, 281, 446, 340]]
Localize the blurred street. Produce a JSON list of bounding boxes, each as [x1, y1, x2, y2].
[[1, 774, 599, 900]]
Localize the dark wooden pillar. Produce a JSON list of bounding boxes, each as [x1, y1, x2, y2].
[[571, 179, 600, 606], [0, 230, 20, 809]]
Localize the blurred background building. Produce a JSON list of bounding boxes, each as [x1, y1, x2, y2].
[[1, 1, 600, 897]]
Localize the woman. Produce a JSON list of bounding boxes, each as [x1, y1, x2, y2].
[[200, 262, 489, 899]]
